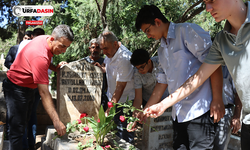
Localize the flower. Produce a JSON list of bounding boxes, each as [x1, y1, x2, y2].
[[80, 113, 88, 119], [77, 119, 81, 124], [101, 146, 105, 150], [107, 102, 114, 108], [97, 119, 100, 123], [83, 126, 89, 132], [119, 116, 125, 122], [105, 145, 111, 148]]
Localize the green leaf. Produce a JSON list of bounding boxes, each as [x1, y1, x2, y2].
[[95, 144, 103, 150], [98, 105, 105, 128]]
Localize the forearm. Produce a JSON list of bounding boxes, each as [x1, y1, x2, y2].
[[210, 66, 223, 101], [111, 82, 127, 103], [233, 93, 242, 118], [144, 83, 168, 109], [49, 63, 57, 72], [160, 63, 221, 110], [38, 85, 60, 123]]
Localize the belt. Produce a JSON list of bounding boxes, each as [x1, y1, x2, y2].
[[225, 103, 234, 108]]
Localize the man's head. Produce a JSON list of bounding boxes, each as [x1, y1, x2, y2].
[[49, 24, 74, 55], [88, 38, 101, 59], [32, 28, 45, 38], [136, 5, 169, 40], [204, 0, 236, 22], [97, 30, 119, 58], [23, 31, 33, 40], [130, 49, 152, 74]]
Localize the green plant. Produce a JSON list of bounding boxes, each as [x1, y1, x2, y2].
[[86, 105, 117, 146]]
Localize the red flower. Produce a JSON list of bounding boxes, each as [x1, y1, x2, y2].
[[97, 119, 100, 123], [101, 146, 105, 149], [105, 145, 111, 148], [83, 126, 89, 132], [119, 116, 125, 122], [80, 113, 88, 119], [77, 119, 81, 124], [107, 102, 114, 108]]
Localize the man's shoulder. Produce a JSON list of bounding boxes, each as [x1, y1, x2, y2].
[[174, 22, 204, 32]]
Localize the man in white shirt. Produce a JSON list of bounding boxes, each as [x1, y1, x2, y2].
[[97, 30, 135, 144]]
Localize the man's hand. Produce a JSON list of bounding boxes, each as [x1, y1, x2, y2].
[[54, 120, 66, 136], [94, 62, 106, 73], [231, 117, 241, 134], [210, 98, 225, 123], [56, 61, 68, 70], [105, 107, 111, 117], [127, 122, 137, 132], [144, 102, 165, 118]]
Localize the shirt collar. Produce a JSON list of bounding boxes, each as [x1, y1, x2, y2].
[[110, 43, 123, 61], [223, 2, 250, 33], [160, 22, 176, 47]]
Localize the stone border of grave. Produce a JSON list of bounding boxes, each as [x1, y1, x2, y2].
[[41, 125, 140, 150]]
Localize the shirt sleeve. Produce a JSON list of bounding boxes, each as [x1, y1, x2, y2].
[[4, 45, 18, 69], [30, 56, 50, 85], [156, 62, 168, 84], [182, 23, 212, 63], [204, 32, 225, 65], [134, 69, 142, 89]]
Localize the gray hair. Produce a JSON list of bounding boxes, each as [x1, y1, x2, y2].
[[97, 30, 118, 44], [89, 38, 98, 47], [52, 24, 74, 41]]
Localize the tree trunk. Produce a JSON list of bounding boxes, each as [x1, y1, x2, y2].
[[16, 19, 27, 44]]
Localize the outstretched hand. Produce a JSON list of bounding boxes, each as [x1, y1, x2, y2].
[[143, 103, 165, 118]]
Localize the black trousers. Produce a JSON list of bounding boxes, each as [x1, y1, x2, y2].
[[114, 106, 134, 144], [241, 122, 250, 150], [173, 111, 217, 150], [3, 78, 35, 150]]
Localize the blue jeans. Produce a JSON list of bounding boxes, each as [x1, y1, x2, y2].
[[22, 88, 40, 150], [114, 106, 134, 144], [3, 78, 35, 150], [213, 105, 234, 150]]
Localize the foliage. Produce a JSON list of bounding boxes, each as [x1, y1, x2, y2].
[[86, 105, 117, 146], [0, 32, 17, 57]]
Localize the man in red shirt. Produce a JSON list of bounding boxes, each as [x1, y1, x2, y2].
[[3, 24, 74, 150]]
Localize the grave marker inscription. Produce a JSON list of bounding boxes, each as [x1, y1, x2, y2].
[[57, 59, 103, 124]]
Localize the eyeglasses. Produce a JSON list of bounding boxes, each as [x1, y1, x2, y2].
[[91, 46, 100, 49], [136, 62, 147, 71], [144, 24, 152, 35]]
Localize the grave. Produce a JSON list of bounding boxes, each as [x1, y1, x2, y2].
[[142, 107, 173, 150], [57, 59, 103, 124]]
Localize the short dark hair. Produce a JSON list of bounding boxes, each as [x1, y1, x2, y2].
[[52, 24, 74, 41], [130, 49, 150, 66], [135, 5, 169, 31], [24, 31, 33, 37], [32, 28, 45, 37]]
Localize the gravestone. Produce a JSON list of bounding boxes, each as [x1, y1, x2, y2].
[[142, 107, 173, 150], [57, 59, 103, 124]]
